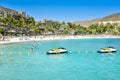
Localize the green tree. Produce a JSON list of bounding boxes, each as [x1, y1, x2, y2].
[[0, 27, 4, 34], [88, 24, 98, 34], [1, 17, 8, 27]]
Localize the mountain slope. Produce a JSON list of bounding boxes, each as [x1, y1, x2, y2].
[[74, 13, 120, 27]]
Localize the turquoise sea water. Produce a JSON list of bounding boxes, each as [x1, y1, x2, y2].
[[0, 38, 120, 80]]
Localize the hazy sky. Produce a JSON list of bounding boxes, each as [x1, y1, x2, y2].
[[0, 0, 120, 22]]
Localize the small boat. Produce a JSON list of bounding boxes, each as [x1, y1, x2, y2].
[[97, 46, 117, 53], [46, 47, 68, 54]]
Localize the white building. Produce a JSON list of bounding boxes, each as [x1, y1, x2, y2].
[[98, 21, 120, 27]]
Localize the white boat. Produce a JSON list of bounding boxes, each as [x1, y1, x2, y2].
[[47, 47, 68, 54], [97, 47, 117, 53]]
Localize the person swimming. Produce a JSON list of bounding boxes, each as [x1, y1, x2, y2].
[[39, 41, 42, 45], [30, 46, 36, 51], [30, 47, 34, 51], [33, 46, 36, 48]]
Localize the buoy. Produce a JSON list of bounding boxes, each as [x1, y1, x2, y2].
[[10, 52, 13, 55], [27, 52, 30, 55], [85, 51, 88, 53], [0, 52, 3, 56], [35, 52, 38, 54], [19, 52, 22, 55], [93, 50, 96, 53]]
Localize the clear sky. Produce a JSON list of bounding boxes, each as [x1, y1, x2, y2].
[[0, 0, 120, 22]]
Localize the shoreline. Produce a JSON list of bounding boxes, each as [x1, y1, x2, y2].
[[0, 35, 120, 44]]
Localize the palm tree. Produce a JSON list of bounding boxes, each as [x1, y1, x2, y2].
[[7, 16, 14, 27], [1, 17, 8, 27], [0, 27, 4, 35], [61, 21, 65, 26], [63, 28, 69, 34], [20, 16, 26, 28], [29, 17, 35, 26]]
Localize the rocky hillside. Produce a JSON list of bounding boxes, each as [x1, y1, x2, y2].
[[74, 13, 120, 27], [0, 6, 18, 14]]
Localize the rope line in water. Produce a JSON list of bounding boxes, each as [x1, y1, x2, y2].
[[69, 50, 97, 53], [2, 48, 118, 56]]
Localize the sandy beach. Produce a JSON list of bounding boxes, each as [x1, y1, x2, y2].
[[0, 35, 120, 44]]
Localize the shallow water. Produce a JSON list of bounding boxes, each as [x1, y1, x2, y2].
[[0, 38, 120, 80]]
